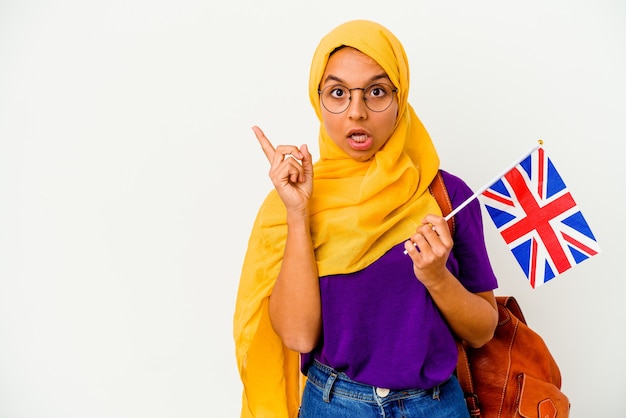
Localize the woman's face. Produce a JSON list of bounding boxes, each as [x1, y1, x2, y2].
[[319, 47, 399, 162]]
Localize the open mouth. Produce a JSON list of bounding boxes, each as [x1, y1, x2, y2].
[[350, 133, 369, 143], [347, 131, 373, 151]]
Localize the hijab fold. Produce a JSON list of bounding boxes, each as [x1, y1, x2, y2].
[[234, 20, 441, 417]]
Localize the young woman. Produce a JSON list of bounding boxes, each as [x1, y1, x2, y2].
[[234, 20, 499, 418]]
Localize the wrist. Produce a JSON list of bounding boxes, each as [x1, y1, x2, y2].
[[420, 269, 453, 294], [286, 208, 311, 225]]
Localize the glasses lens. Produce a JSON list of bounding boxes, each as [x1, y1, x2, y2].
[[320, 85, 350, 114], [363, 84, 394, 112]]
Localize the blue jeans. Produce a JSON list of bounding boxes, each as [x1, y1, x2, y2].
[[299, 360, 470, 418]]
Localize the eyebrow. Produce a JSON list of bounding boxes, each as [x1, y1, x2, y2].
[[322, 73, 391, 86]]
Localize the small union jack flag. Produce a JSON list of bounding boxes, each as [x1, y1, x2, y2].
[[481, 146, 600, 288]]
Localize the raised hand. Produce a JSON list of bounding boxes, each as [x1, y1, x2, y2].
[[253, 126, 313, 215]]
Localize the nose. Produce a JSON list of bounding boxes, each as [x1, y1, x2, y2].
[[346, 89, 368, 119]]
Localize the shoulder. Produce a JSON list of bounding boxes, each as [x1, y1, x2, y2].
[[437, 169, 473, 205], [437, 169, 484, 235], [438, 170, 499, 291]]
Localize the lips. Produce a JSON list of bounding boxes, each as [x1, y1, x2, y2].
[[346, 129, 373, 151]]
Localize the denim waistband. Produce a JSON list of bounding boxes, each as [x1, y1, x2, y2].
[[306, 360, 447, 404]]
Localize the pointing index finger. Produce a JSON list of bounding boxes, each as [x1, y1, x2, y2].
[[252, 126, 275, 162]]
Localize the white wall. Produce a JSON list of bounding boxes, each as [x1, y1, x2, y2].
[[1, 0, 624, 416]]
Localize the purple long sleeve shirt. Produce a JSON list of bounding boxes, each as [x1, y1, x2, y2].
[[301, 170, 498, 390]]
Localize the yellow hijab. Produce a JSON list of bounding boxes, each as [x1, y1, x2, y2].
[[234, 20, 441, 417]]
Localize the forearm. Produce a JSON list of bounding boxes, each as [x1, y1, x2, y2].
[[425, 271, 498, 348], [268, 211, 321, 353]]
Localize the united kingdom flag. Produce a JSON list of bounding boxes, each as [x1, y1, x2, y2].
[[481, 146, 600, 288]]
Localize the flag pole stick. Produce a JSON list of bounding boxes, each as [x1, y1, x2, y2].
[[404, 140, 543, 254], [443, 140, 544, 221]]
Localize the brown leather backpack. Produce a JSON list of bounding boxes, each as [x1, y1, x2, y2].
[[429, 171, 570, 418]]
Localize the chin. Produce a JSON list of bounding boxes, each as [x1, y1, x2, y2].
[[352, 154, 375, 162]]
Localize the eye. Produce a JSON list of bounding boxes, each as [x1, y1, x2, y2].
[[329, 86, 348, 99], [367, 84, 389, 98]]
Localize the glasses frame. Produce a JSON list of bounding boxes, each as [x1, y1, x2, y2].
[[318, 83, 399, 114]]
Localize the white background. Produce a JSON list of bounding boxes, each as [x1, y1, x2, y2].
[[1, 0, 624, 416]]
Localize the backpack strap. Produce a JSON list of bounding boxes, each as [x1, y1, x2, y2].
[[428, 170, 481, 417], [428, 170, 456, 236]]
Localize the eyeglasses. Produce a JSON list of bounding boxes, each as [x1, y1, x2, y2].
[[318, 83, 398, 114]]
